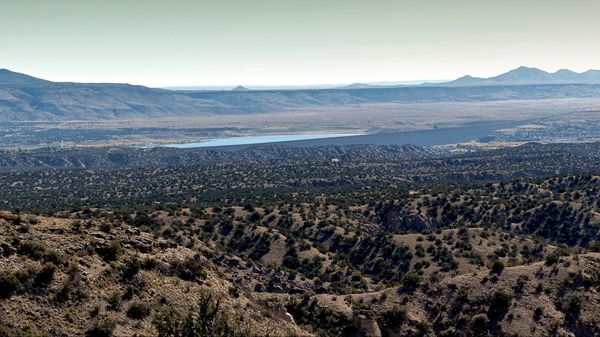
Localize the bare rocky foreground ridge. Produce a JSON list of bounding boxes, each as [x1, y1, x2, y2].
[[0, 198, 599, 336]]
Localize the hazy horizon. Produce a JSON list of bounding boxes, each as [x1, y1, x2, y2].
[[3, 0, 600, 87]]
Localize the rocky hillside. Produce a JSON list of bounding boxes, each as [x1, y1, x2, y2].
[[1, 171, 600, 336], [2, 142, 600, 336], [0, 211, 304, 337], [0, 198, 600, 336]]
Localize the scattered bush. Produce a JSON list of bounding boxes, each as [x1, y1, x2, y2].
[[545, 253, 560, 265], [490, 260, 505, 275], [132, 211, 158, 229], [34, 262, 57, 287], [228, 285, 240, 298], [415, 321, 431, 334], [562, 295, 582, 320], [106, 292, 122, 311], [488, 290, 512, 317], [154, 291, 247, 337], [55, 267, 85, 303], [86, 317, 116, 337], [171, 256, 206, 282], [97, 240, 122, 262], [471, 313, 489, 332], [381, 305, 407, 327], [121, 258, 141, 280], [18, 241, 46, 260], [0, 272, 21, 299], [402, 273, 421, 290], [456, 286, 469, 303], [286, 295, 360, 337], [44, 250, 65, 266], [142, 258, 158, 270], [127, 302, 151, 320]]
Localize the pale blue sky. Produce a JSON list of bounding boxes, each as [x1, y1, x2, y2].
[[2, 0, 600, 86]]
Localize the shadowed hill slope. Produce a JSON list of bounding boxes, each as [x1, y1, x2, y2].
[[4, 69, 600, 121]]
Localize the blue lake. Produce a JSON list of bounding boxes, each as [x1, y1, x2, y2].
[[164, 133, 361, 148], [162, 120, 535, 149]]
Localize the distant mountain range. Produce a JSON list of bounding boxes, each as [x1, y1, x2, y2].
[[341, 66, 600, 89], [442, 66, 600, 87], [2, 67, 600, 121]]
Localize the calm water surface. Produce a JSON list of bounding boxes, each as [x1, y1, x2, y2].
[[164, 133, 361, 148], [162, 120, 535, 149]]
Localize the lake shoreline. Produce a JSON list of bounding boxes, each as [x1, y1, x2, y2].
[[158, 119, 536, 150]]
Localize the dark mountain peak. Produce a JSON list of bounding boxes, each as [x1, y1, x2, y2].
[[342, 83, 377, 89], [0, 68, 49, 86], [516, 65, 540, 71], [579, 69, 600, 82], [232, 85, 250, 91], [444, 75, 484, 86], [492, 66, 551, 81], [552, 68, 581, 80], [554, 68, 577, 74], [582, 69, 600, 75]]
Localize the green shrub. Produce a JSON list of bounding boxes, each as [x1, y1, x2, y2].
[[132, 211, 158, 229], [248, 212, 261, 223], [18, 241, 46, 260], [106, 292, 122, 311], [545, 253, 559, 265], [97, 240, 122, 262], [44, 250, 65, 266], [471, 313, 489, 331], [286, 295, 360, 337], [415, 321, 431, 334], [489, 290, 512, 316], [490, 260, 505, 275], [456, 286, 469, 303], [0, 272, 21, 299], [381, 305, 407, 327], [563, 296, 581, 319], [0, 322, 50, 337], [127, 302, 151, 320], [121, 258, 141, 279], [171, 256, 206, 282], [154, 291, 247, 337], [86, 318, 116, 337], [402, 272, 421, 289], [142, 258, 158, 270], [55, 267, 85, 303], [228, 285, 240, 298], [34, 262, 57, 287]]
